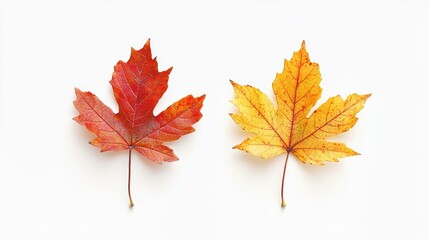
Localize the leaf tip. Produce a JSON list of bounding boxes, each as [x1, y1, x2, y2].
[[363, 93, 372, 100], [74, 87, 82, 95], [165, 66, 173, 74], [198, 94, 207, 101], [301, 40, 306, 49], [145, 38, 151, 47]]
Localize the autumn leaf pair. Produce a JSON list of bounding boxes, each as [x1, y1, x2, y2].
[[73, 39, 370, 208]]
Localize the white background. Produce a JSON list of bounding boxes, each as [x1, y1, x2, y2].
[[1, 0, 428, 239]]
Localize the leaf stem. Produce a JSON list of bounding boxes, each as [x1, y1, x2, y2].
[[281, 151, 291, 208], [128, 148, 134, 208]]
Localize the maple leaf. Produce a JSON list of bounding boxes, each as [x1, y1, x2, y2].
[[73, 39, 205, 207], [230, 41, 370, 208]]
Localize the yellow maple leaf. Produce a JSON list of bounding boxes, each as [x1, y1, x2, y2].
[[230, 41, 371, 208]]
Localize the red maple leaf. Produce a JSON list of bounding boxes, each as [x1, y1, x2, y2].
[[73, 39, 205, 207]]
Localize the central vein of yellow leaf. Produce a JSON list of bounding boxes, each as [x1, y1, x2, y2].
[[286, 50, 303, 151]]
